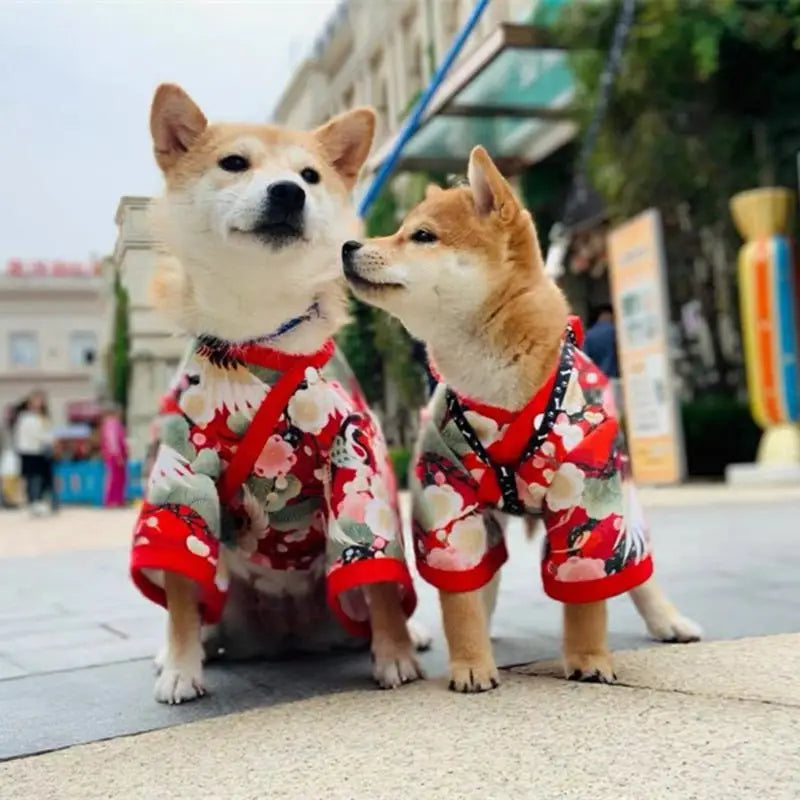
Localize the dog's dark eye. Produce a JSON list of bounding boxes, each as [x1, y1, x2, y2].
[[218, 155, 250, 173], [300, 167, 320, 185], [410, 229, 437, 244]]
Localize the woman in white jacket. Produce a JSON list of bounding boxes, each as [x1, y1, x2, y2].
[[13, 391, 55, 516]]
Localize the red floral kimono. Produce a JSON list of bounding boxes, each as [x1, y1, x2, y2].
[[411, 320, 653, 604], [131, 337, 416, 637]]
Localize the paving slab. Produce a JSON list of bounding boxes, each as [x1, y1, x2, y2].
[[1, 656, 798, 800], [511, 633, 800, 707]]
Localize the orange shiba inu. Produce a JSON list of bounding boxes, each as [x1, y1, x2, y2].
[[342, 146, 700, 691], [136, 84, 429, 704]]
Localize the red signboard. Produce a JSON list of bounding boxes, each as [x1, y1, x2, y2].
[[4, 259, 101, 277]]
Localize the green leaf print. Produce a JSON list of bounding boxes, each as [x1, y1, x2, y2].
[[269, 497, 320, 529], [265, 474, 302, 512], [338, 521, 378, 547], [160, 415, 197, 462], [581, 475, 622, 520]]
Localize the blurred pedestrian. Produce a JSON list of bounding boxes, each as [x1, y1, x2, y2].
[[100, 404, 128, 507], [13, 391, 55, 516], [584, 304, 624, 416]]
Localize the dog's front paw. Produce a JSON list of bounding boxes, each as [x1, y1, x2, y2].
[[407, 618, 433, 652], [646, 610, 703, 644], [564, 651, 616, 684], [372, 641, 424, 689], [154, 650, 205, 704], [448, 659, 500, 693]]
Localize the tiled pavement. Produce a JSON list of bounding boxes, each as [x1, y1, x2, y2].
[[1, 488, 799, 760]]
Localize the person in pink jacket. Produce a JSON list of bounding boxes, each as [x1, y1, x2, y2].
[[101, 405, 128, 507]]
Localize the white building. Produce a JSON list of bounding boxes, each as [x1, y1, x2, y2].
[[272, 0, 575, 181], [113, 197, 186, 458], [0, 259, 109, 427]]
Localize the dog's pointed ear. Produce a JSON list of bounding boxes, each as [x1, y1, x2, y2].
[[467, 146, 518, 221], [425, 183, 444, 200], [314, 107, 376, 190], [150, 84, 208, 173]]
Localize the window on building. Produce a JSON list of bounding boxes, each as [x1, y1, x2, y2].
[[9, 332, 39, 368], [69, 331, 97, 367]]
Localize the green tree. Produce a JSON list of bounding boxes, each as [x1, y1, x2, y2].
[[556, 0, 800, 394], [109, 268, 130, 418]]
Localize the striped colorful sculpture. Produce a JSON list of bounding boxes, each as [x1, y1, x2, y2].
[[730, 187, 800, 465]]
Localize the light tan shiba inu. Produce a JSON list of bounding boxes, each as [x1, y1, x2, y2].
[[343, 146, 700, 691], [137, 84, 429, 704]]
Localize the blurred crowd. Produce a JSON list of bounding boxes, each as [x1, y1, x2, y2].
[[0, 390, 128, 514]]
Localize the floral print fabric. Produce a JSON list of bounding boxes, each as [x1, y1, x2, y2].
[[130, 339, 416, 636], [411, 342, 653, 604]]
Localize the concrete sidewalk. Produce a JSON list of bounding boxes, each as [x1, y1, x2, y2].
[[1, 634, 797, 800]]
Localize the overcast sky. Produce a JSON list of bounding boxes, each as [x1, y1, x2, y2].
[[0, 0, 340, 263]]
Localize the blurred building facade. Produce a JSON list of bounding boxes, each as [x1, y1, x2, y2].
[[0, 260, 109, 427], [113, 197, 186, 458]]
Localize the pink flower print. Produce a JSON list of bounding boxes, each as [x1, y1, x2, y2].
[[254, 434, 296, 479], [339, 490, 369, 523], [426, 546, 467, 571], [556, 556, 606, 583], [601, 383, 618, 417]]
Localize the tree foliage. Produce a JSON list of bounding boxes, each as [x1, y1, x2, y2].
[[556, 0, 800, 393], [109, 267, 130, 418]]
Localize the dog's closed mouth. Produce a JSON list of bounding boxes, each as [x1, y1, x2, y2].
[[343, 262, 404, 291], [234, 222, 305, 247], [345, 271, 405, 291]]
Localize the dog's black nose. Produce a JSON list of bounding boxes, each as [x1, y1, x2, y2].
[[342, 240, 363, 258], [267, 181, 305, 213]]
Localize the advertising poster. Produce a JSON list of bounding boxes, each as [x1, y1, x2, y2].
[[607, 208, 685, 484]]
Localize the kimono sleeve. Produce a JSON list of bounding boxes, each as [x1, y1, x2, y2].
[[129, 365, 226, 624], [324, 411, 416, 637], [540, 419, 653, 604]]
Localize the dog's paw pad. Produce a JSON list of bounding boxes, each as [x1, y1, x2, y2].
[[448, 661, 500, 693], [154, 660, 205, 704], [649, 613, 703, 644], [372, 651, 424, 689], [407, 618, 433, 652]]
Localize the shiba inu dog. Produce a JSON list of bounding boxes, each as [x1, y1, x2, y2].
[[342, 146, 700, 691], [135, 84, 428, 704]]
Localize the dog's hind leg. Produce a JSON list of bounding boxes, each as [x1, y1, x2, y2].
[[628, 576, 702, 643], [153, 572, 206, 704]]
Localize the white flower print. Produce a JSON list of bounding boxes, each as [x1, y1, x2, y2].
[[421, 483, 464, 530], [553, 418, 584, 450], [364, 497, 397, 541], [447, 516, 487, 567], [463, 410, 502, 447], [584, 410, 605, 426], [516, 475, 547, 510], [288, 380, 348, 434], [546, 462, 585, 511], [186, 534, 210, 558]]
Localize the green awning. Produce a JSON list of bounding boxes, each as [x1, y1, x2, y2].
[[368, 21, 577, 175]]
